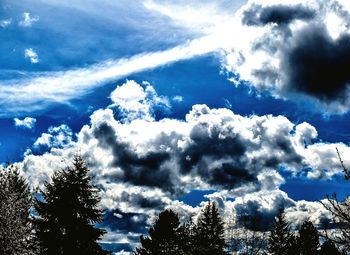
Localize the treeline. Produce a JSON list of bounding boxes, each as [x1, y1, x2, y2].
[[135, 204, 342, 255], [0, 155, 349, 254]]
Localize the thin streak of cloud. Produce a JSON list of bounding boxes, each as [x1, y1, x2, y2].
[[0, 36, 220, 116]]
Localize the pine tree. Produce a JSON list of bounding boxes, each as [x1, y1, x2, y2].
[[34, 155, 109, 255], [0, 164, 38, 255], [319, 240, 341, 255], [193, 201, 226, 255], [268, 210, 294, 255], [135, 209, 185, 255], [297, 221, 319, 255]]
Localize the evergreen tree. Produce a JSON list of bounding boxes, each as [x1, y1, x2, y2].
[[135, 209, 185, 255], [192, 201, 226, 255], [34, 155, 109, 255], [268, 210, 294, 255], [297, 221, 319, 255], [319, 240, 341, 255], [0, 164, 39, 255]]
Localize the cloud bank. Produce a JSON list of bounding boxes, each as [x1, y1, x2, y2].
[[16, 80, 349, 245]]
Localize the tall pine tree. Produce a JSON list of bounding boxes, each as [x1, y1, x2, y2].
[[193, 201, 226, 255], [34, 155, 109, 255], [0, 164, 38, 255], [297, 220, 319, 255], [135, 209, 185, 255], [268, 210, 294, 255]]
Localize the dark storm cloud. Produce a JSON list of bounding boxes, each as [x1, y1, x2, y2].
[[209, 164, 257, 188], [235, 200, 277, 230], [282, 26, 350, 103], [120, 191, 166, 209], [242, 4, 315, 26], [92, 122, 175, 191], [234, 193, 295, 231], [178, 122, 256, 188]]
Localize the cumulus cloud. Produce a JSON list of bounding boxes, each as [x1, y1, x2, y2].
[[14, 117, 37, 129], [15, 82, 349, 247], [110, 80, 170, 122], [18, 12, 39, 27], [18, 81, 350, 202], [147, 0, 350, 113], [24, 48, 39, 64], [221, 0, 350, 113], [32, 124, 73, 153]]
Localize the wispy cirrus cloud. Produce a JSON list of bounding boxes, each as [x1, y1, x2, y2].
[[0, 36, 220, 116]]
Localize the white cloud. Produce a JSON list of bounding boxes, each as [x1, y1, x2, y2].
[[14, 117, 37, 129], [16, 83, 350, 211], [33, 124, 73, 150], [14, 83, 349, 248], [24, 48, 39, 64], [0, 19, 12, 28], [0, 36, 220, 116], [109, 80, 170, 122], [18, 12, 39, 27], [172, 95, 183, 102], [144, 0, 350, 113]]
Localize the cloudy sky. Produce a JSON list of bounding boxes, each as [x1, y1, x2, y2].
[[2, 0, 350, 253]]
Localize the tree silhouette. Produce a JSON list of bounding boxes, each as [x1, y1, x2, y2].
[[319, 240, 341, 255], [135, 209, 185, 255], [0, 164, 39, 254], [192, 201, 227, 255], [268, 210, 294, 255], [34, 155, 109, 255], [297, 221, 319, 255]]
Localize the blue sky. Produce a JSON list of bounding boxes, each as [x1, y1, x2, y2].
[[2, 0, 350, 253]]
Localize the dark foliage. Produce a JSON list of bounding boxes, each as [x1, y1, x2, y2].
[[135, 209, 186, 255], [192, 202, 227, 255], [0, 164, 39, 254], [268, 210, 294, 255], [320, 240, 342, 255], [34, 155, 110, 255], [297, 221, 319, 255]]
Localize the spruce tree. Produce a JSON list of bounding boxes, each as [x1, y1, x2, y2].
[[319, 240, 341, 255], [34, 155, 109, 255], [268, 210, 294, 255], [135, 209, 185, 255], [193, 201, 226, 255], [0, 164, 38, 255], [297, 221, 319, 255]]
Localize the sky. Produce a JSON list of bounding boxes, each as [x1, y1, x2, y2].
[[1, 0, 350, 253]]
